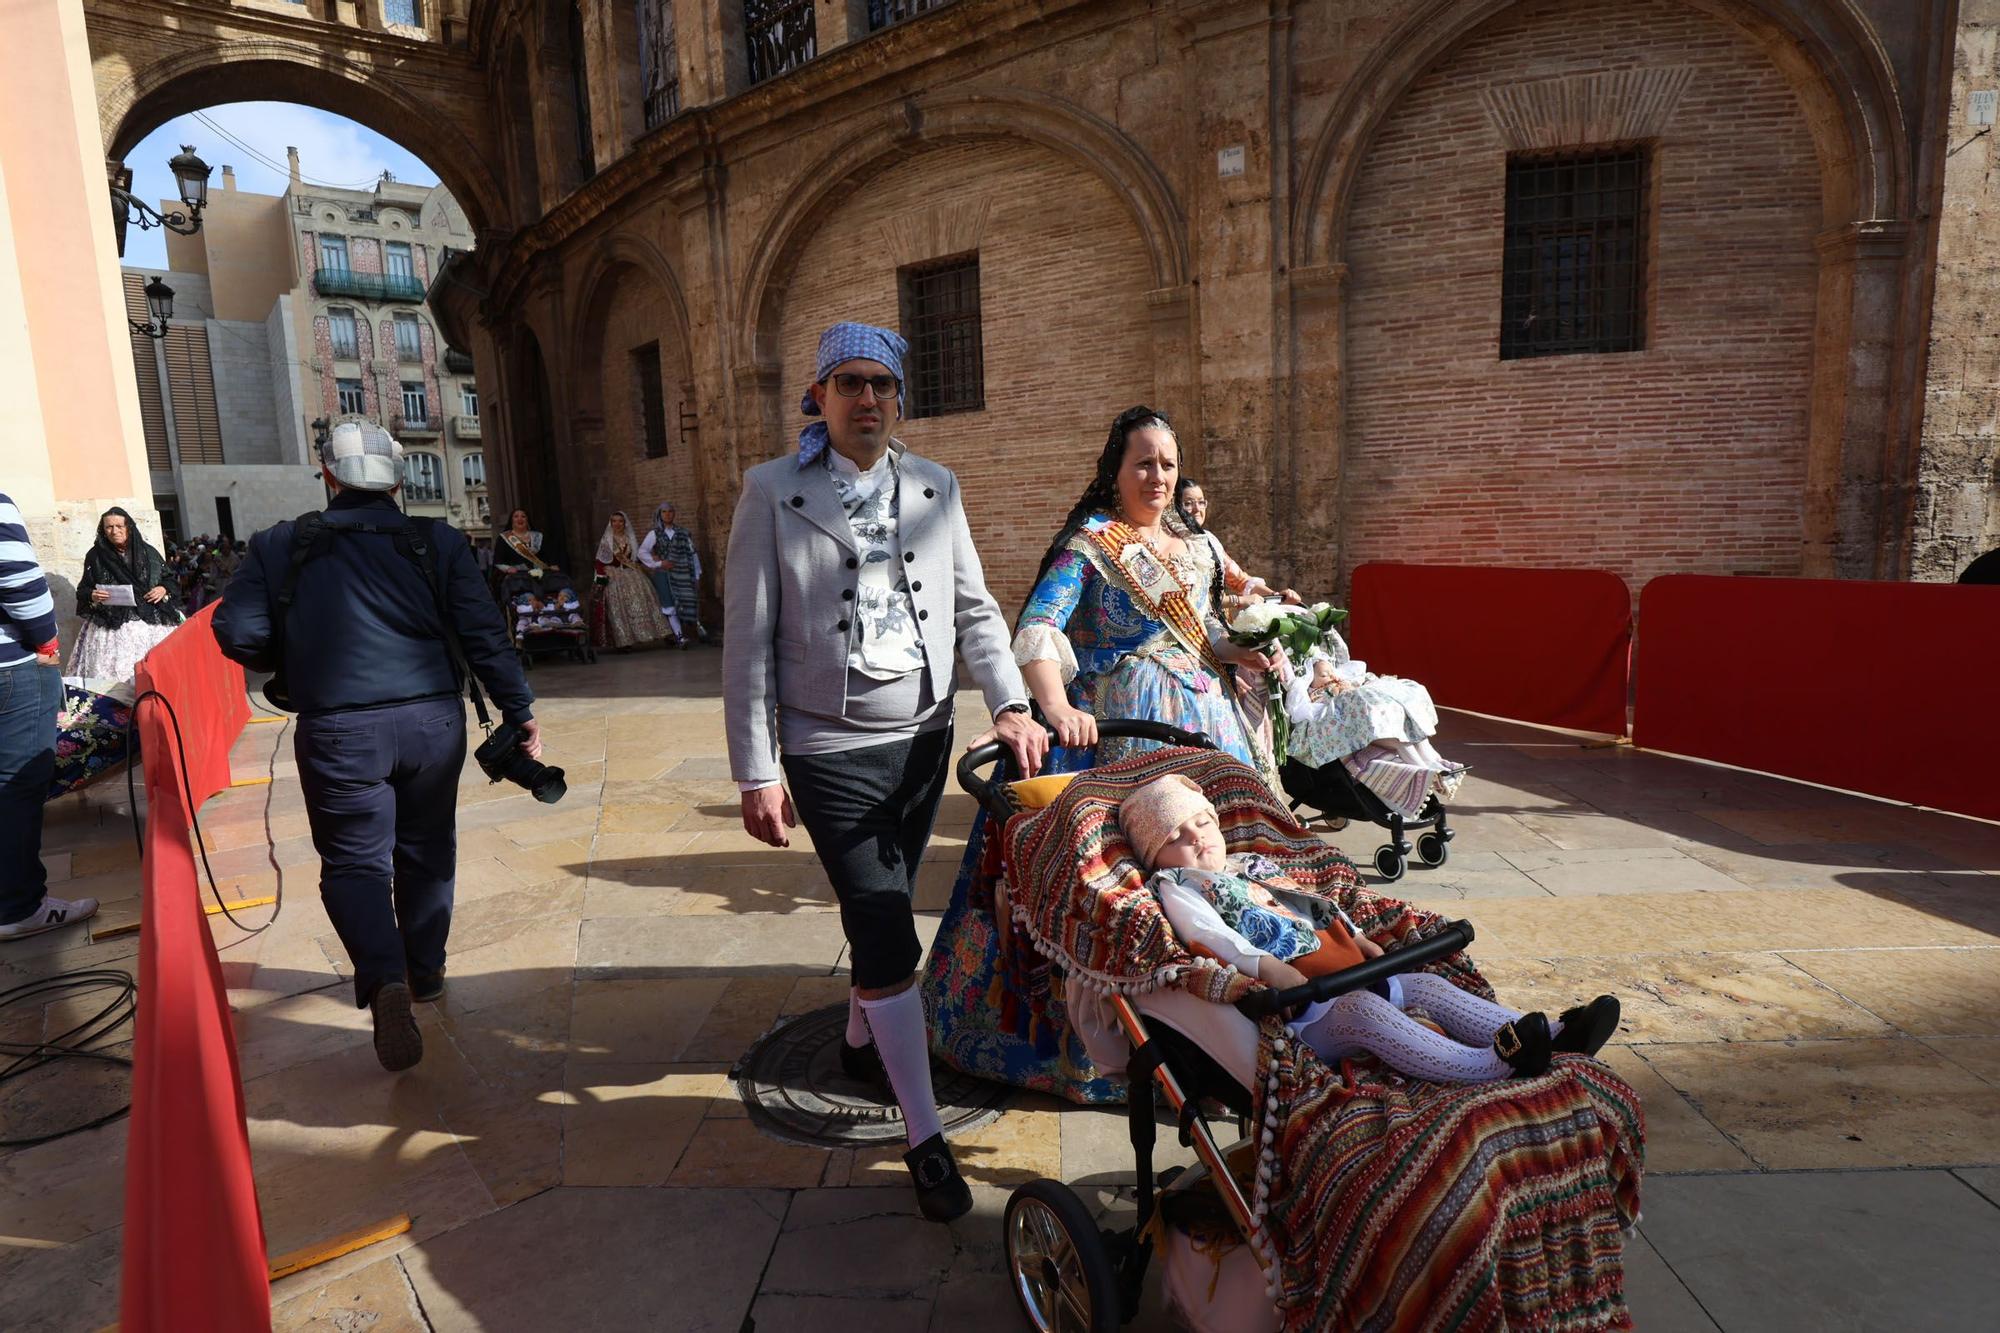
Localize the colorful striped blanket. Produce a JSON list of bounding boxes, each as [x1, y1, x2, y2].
[[1002, 746, 1645, 1331]]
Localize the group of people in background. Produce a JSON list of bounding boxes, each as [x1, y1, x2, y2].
[[490, 502, 711, 652]]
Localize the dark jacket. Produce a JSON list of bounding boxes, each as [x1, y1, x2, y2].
[[213, 491, 534, 723]]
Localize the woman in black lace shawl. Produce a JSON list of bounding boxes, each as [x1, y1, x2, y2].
[[70, 507, 180, 681]]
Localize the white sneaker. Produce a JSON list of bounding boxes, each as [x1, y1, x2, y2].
[[0, 894, 101, 941]]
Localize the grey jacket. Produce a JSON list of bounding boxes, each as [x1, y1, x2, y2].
[[723, 442, 1027, 784]]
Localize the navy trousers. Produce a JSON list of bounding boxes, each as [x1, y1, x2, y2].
[[295, 695, 466, 1006], [0, 662, 60, 924]]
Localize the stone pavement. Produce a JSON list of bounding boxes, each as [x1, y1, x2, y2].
[[3, 648, 1998, 1331]]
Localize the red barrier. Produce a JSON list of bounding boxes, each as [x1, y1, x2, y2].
[[121, 605, 269, 1332], [1347, 563, 1632, 735], [1634, 576, 2000, 821]]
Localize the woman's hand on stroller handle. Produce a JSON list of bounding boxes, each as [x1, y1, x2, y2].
[[1043, 701, 1097, 749]]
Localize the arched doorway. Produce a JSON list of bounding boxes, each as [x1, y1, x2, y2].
[[510, 329, 571, 567]]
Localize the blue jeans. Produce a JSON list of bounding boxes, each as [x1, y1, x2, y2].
[[0, 662, 61, 924], [294, 696, 466, 1006]]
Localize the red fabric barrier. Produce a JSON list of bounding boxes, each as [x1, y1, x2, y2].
[[1347, 563, 1632, 735], [121, 606, 269, 1332], [1634, 575, 2000, 821]]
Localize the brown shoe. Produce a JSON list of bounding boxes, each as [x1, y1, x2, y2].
[[371, 982, 423, 1072]]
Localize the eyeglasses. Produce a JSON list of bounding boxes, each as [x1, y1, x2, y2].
[[826, 372, 902, 399]]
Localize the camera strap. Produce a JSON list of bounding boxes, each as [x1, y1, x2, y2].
[[271, 511, 492, 731]]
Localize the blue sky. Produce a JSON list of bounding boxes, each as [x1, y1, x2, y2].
[[123, 102, 441, 269]]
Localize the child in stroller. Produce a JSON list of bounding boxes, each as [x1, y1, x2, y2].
[[1123, 773, 1619, 1083], [498, 569, 595, 669]]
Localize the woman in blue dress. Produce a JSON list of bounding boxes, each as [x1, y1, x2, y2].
[[922, 406, 1277, 1102]]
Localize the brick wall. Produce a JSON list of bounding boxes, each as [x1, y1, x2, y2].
[[1340, 0, 1822, 592], [775, 136, 1156, 613], [581, 270, 702, 572], [1913, 4, 2000, 581]]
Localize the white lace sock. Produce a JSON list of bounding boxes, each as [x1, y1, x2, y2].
[[662, 607, 683, 637], [861, 987, 945, 1147], [1396, 971, 1560, 1043], [845, 987, 871, 1048], [1298, 988, 1513, 1084], [1413, 738, 1447, 767]]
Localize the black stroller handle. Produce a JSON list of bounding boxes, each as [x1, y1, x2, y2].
[[1232, 920, 1477, 1020], [955, 717, 1217, 819]]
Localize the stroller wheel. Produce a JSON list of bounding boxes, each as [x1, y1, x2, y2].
[[1373, 844, 1407, 881], [1417, 831, 1449, 868], [1005, 1179, 1119, 1333]]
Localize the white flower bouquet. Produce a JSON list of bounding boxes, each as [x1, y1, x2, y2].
[[1225, 600, 1347, 658]]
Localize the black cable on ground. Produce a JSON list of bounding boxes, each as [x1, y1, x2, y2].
[[0, 969, 138, 1148]]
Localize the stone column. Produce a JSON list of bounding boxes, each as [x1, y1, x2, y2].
[[817, 0, 874, 52], [678, 0, 749, 106], [0, 0, 156, 646], [1281, 262, 1345, 595], [1802, 222, 1910, 579]]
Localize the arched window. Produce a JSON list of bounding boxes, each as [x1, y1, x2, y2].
[[462, 452, 486, 489], [404, 451, 445, 502]]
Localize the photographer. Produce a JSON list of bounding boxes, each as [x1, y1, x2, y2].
[[215, 422, 538, 1072]]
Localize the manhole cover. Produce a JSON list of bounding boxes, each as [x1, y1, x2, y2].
[[735, 1003, 1011, 1148]]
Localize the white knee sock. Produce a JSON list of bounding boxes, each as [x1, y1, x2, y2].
[[1396, 971, 1558, 1043], [1299, 988, 1512, 1084], [1387, 740, 1428, 766], [663, 607, 682, 635], [845, 987, 871, 1048], [860, 987, 945, 1147]]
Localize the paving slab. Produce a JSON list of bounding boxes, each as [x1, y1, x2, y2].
[[402, 1186, 786, 1332], [1619, 1229, 1721, 1332], [1639, 1171, 2000, 1333]]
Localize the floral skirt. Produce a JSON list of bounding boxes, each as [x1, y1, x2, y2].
[[921, 654, 1267, 1104], [596, 566, 670, 648], [52, 682, 136, 800], [67, 619, 177, 686]]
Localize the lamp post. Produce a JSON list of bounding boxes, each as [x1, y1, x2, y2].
[[110, 145, 212, 254], [129, 276, 175, 339]]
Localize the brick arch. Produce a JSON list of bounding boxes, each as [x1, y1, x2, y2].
[[734, 89, 1189, 372], [1293, 0, 1907, 269], [100, 39, 508, 237], [565, 235, 695, 397]]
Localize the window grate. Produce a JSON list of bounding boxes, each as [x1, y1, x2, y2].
[[639, 0, 681, 129], [633, 342, 668, 459], [899, 255, 984, 419], [869, 0, 955, 31], [1499, 148, 1647, 360], [745, 0, 816, 85]]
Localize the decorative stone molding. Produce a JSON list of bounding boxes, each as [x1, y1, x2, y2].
[[877, 200, 992, 269], [1478, 67, 1694, 150]]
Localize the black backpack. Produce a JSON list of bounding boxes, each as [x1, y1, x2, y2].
[[261, 511, 489, 729]]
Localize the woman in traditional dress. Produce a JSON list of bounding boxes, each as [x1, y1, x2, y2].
[[921, 406, 1278, 1103], [1176, 476, 1300, 618], [69, 507, 180, 682], [636, 500, 705, 648], [592, 511, 671, 650]]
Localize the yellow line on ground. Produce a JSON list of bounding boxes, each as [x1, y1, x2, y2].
[[266, 1214, 413, 1281], [245, 715, 287, 725], [90, 922, 140, 942], [228, 776, 273, 788], [202, 895, 277, 916]]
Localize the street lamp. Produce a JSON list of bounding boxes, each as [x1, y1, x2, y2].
[[110, 144, 213, 247], [129, 276, 175, 340]]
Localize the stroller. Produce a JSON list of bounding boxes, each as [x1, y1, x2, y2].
[[495, 566, 597, 672], [1279, 757, 1452, 884], [958, 722, 1476, 1332]]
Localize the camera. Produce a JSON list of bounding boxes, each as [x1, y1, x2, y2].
[[475, 723, 566, 804]]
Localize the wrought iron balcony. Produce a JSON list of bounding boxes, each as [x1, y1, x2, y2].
[[443, 347, 475, 374], [313, 269, 427, 304], [869, 0, 956, 30], [746, 0, 815, 85]]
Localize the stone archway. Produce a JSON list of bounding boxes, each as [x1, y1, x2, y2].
[[93, 28, 506, 237], [1283, 0, 1918, 586]]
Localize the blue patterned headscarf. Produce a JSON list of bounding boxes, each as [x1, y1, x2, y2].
[[797, 321, 908, 467]]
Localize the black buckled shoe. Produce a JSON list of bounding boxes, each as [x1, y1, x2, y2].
[[838, 1037, 887, 1087], [370, 981, 424, 1072], [1552, 995, 1621, 1057], [1493, 1011, 1553, 1078], [904, 1132, 973, 1223]]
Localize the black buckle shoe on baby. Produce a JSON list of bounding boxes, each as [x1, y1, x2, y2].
[[904, 1132, 973, 1223], [1493, 1011, 1553, 1078], [838, 1037, 887, 1087], [1552, 995, 1621, 1057]]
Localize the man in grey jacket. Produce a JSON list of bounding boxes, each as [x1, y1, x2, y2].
[[725, 322, 1046, 1222]]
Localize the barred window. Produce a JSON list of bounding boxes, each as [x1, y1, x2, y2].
[[898, 254, 984, 418], [1499, 148, 1647, 360], [632, 341, 668, 459]]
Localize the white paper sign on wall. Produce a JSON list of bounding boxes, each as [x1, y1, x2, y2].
[[1971, 90, 1998, 126], [1217, 145, 1246, 179]]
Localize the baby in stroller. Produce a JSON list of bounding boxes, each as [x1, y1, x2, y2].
[[1122, 773, 1619, 1082], [513, 593, 543, 636]]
